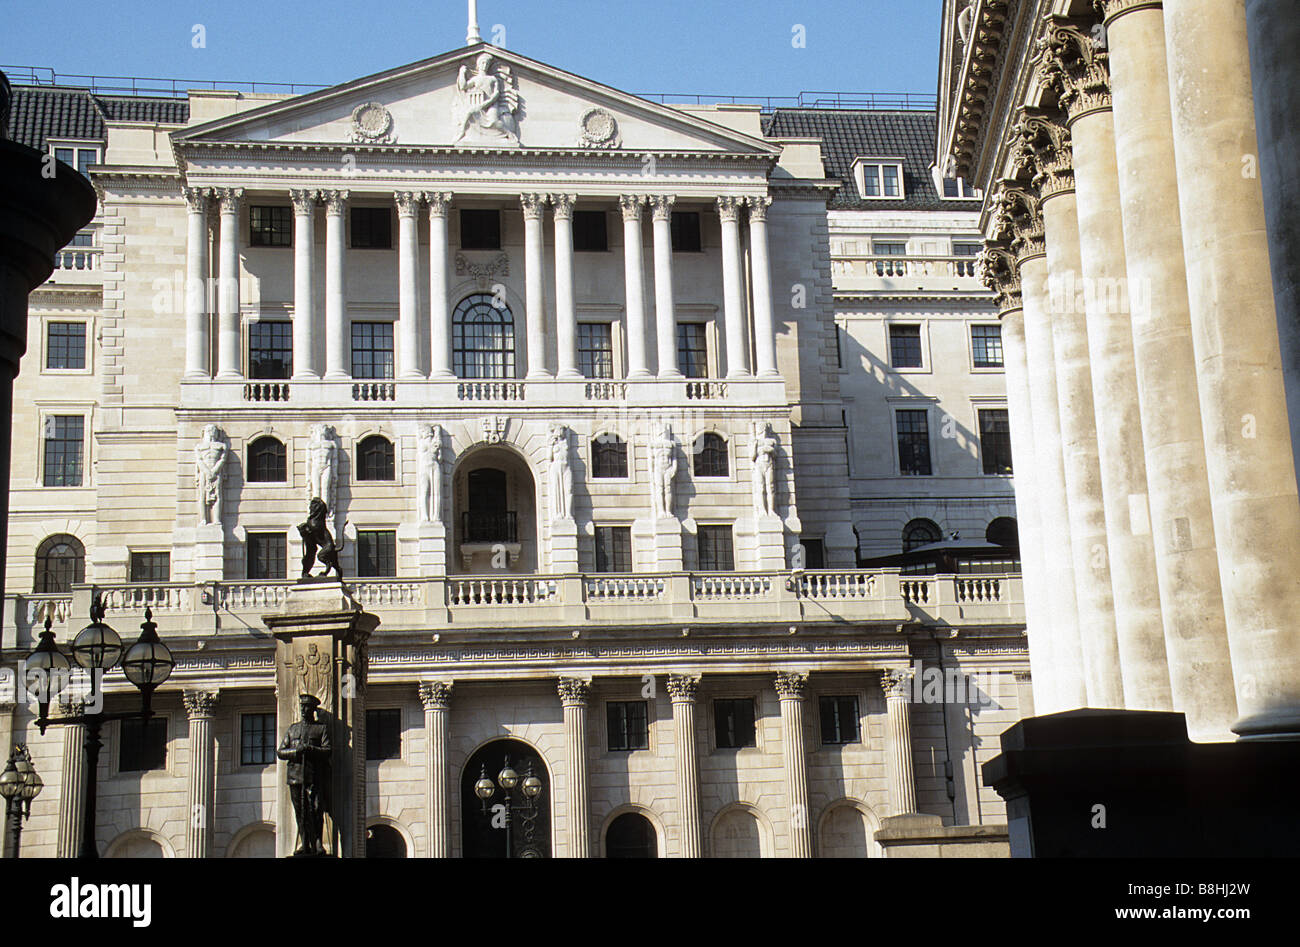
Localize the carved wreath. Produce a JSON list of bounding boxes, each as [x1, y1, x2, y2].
[[455, 251, 510, 286], [350, 102, 395, 144], [578, 108, 621, 149]]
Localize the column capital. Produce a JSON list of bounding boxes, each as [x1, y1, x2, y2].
[[214, 187, 244, 213], [774, 671, 808, 700], [716, 195, 745, 222], [746, 194, 773, 222], [666, 673, 700, 702], [183, 689, 220, 719], [1035, 15, 1113, 120], [1012, 110, 1075, 199], [989, 179, 1047, 262], [618, 194, 646, 221], [550, 193, 578, 220], [520, 192, 548, 220], [557, 676, 590, 706], [321, 189, 351, 215], [57, 695, 87, 716], [424, 192, 453, 217], [418, 680, 454, 710], [183, 186, 211, 212], [1096, 0, 1163, 26], [649, 194, 676, 221], [289, 188, 318, 215], [977, 242, 1024, 315], [880, 669, 913, 700], [395, 190, 422, 218]]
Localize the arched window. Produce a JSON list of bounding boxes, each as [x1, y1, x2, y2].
[[693, 433, 728, 477], [986, 517, 1019, 547], [35, 534, 84, 593], [453, 294, 515, 379], [247, 436, 286, 483], [591, 435, 628, 478], [605, 812, 658, 858], [902, 518, 942, 552], [357, 435, 395, 481]]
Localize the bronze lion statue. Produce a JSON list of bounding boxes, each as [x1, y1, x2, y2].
[[297, 497, 344, 580]]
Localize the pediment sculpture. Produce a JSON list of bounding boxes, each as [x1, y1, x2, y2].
[[454, 52, 522, 146]]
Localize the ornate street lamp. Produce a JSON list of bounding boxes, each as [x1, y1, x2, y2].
[[0, 745, 42, 858], [23, 595, 174, 858], [474, 753, 544, 858]]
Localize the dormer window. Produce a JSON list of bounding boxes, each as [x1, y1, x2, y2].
[[942, 176, 979, 199], [50, 143, 101, 177], [853, 158, 905, 200]]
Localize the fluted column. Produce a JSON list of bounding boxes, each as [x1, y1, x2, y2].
[[1165, 0, 1300, 737], [183, 187, 211, 378], [1041, 21, 1172, 711], [521, 193, 550, 378], [425, 192, 453, 378], [55, 697, 86, 859], [557, 677, 590, 857], [667, 674, 701, 857], [774, 672, 812, 857], [552, 194, 580, 379], [1101, 0, 1237, 740], [214, 187, 243, 379], [395, 191, 423, 379], [717, 196, 750, 377], [881, 671, 916, 815], [322, 189, 350, 379], [650, 196, 681, 378], [748, 195, 779, 377], [290, 189, 318, 379], [620, 195, 651, 378], [184, 690, 219, 858], [419, 680, 452, 858]]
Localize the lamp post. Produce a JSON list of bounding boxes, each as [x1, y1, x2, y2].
[[474, 753, 544, 858], [0, 745, 42, 858], [24, 594, 174, 859]]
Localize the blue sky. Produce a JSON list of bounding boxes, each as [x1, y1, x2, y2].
[[2, 0, 944, 97]]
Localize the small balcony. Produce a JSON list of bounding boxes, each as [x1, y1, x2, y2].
[[831, 254, 985, 295], [44, 246, 104, 286], [461, 511, 518, 544]]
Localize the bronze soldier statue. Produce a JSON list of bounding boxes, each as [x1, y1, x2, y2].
[[297, 497, 343, 580], [277, 693, 332, 856]]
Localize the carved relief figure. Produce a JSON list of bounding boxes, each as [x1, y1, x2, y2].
[[294, 642, 331, 702], [454, 52, 521, 145], [751, 422, 779, 516], [194, 424, 228, 526], [649, 424, 678, 519], [277, 694, 332, 857], [306, 424, 340, 532], [548, 424, 573, 521], [417, 423, 444, 525]]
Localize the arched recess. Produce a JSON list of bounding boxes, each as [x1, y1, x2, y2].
[[986, 516, 1019, 548], [451, 443, 538, 574], [227, 822, 276, 858], [816, 799, 883, 858], [104, 829, 173, 858], [708, 803, 772, 858], [459, 736, 553, 858], [902, 518, 942, 552], [365, 818, 411, 858], [601, 805, 664, 858]]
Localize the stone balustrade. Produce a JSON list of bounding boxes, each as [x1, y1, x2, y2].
[[830, 254, 983, 284]]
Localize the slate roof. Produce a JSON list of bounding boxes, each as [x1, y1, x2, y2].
[[8, 85, 189, 152], [763, 108, 980, 211]]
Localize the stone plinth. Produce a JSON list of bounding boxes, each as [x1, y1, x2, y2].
[[734, 515, 784, 571], [192, 524, 225, 582], [263, 580, 379, 858], [399, 521, 446, 574], [633, 516, 683, 572], [874, 813, 1010, 858], [550, 517, 579, 572]]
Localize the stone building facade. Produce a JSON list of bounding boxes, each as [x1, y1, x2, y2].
[[1, 39, 1027, 857]]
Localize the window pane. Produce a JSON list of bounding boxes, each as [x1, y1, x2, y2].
[[460, 209, 501, 250], [882, 164, 900, 196], [366, 708, 402, 760], [54, 147, 74, 166], [874, 243, 907, 276], [862, 165, 880, 196], [714, 698, 755, 748], [351, 207, 392, 249], [129, 552, 169, 583], [47, 322, 87, 369], [971, 324, 1004, 368], [595, 526, 632, 572], [249, 206, 292, 247], [357, 530, 397, 577], [889, 325, 923, 368], [35, 535, 85, 593], [578, 323, 614, 379], [897, 410, 932, 476], [77, 149, 97, 175], [120, 717, 167, 772], [351, 323, 395, 379], [250, 321, 293, 379], [43, 415, 84, 487], [670, 212, 702, 252], [607, 700, 649, 751], [572, 210, 608, 251], [819, 695, 860, 745], [903, 519, 941, 552], [677, 323, 708, 378], [247, 532, 287, 580], [247, 438, 287, 483], [693, 433, 728, 477], [979, 408, 1014, 475], [943, 177, 960, 198], [241, 713, 276, 765], [697, 525, 734, 571], [591, 438, 628, 478], [357, 436, 395, 481], [452, 294, 516, 379]]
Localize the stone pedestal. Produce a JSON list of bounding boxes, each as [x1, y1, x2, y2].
[[633, 516, 683, 572], [874, 813, 1009, 858], [734, 515, 784, 571], [550, 517, 579, 573], [263, 581, 379, 858], [399, 522, 446, 575]]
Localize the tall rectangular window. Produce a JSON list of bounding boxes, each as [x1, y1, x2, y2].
[[577, 323, 614, 378], [119, 717, 167, 772], [76, 148, 98, 176], [594, 526, 632, 573], [979, 408, 1014, 475], [889, 324, 923, 368], [249, 321, 293, 379], [47, 322, 87, 370], [677, 323, 708, 378], [366, 708, 402, 761], [798, 538, 826, 570], [971, 324, 1004, 368], [249, 206, 292, 247], [671, 212, 702, 252], [460, 209, 501, 250], [240, 713, 276, 766], [247, 532, 287, 580], [129, 552, 169, 583], [697, 525, 735, 571], [572, 210, 608, 251], [714, 698, 756, 749], [819, 695, 861, 745], [896, 409, 932, 476], [357, 530, 397, 577], [43, 416, 84, 487], [607, 700, 650, 751], [351, 323, 394, 379], [351, 207, 392, 249]]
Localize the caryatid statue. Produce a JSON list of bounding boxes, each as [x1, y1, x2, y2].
[[277, 693, 332, 857], [548, 424, 573, 521], [454, 51, 521, 145], [649, 423, 678, 519], [194, 424, 228, 526], [751, 421, 779, 516], [306, 424, 340, 532], [417, 423, 444, 525]]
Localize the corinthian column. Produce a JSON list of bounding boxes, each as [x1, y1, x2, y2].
[[557, 677, 590, 857], [620, 195, 652, 378], [521, 193, 550, 378], [1164, 0, 1300, 737], [55, 697, 86, 859], [650, 196, 681, 378], [774, 672, 812, 857], [748, 195, 779, 377], [1040, 20, 1172, 712], [322, 190, 350, 379], [183, 187, 211, 378], [418, 680, 452, 858], [290, 189, 318, 379], [395, 191, 424, 378], [552, 195, 580, 379], [184, 690, 219, 858], [214, 187, 244, 379], [717, 196, 750, 377], [880, 671, 916, 815], [426, 192, 453, 378], [1100, 0, 1237, 740], [667, 674, 702, 857]]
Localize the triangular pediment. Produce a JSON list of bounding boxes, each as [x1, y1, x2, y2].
[[173, 45, 778, 156]]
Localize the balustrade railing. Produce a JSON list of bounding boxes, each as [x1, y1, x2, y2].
[[832, 255, 985, 282], [457, 381, 525, 401], [100, 584, 192, 612], [584, 575, 667, 601], [692, 573, 773, 600], [685, 381, 728, 400], [449, 577, 558, 606], [53, 247, 102, 270], [244, 382, 290, 402], [584, 381, 627, 401], [352, 382, 395, 402], [799, 570, 875, 599]]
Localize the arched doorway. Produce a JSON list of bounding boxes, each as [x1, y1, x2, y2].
[[460, 739, 551, 858], [366, 823, 407, 858], [453, 447, 538, 574], [605, 812, 658, 858]]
